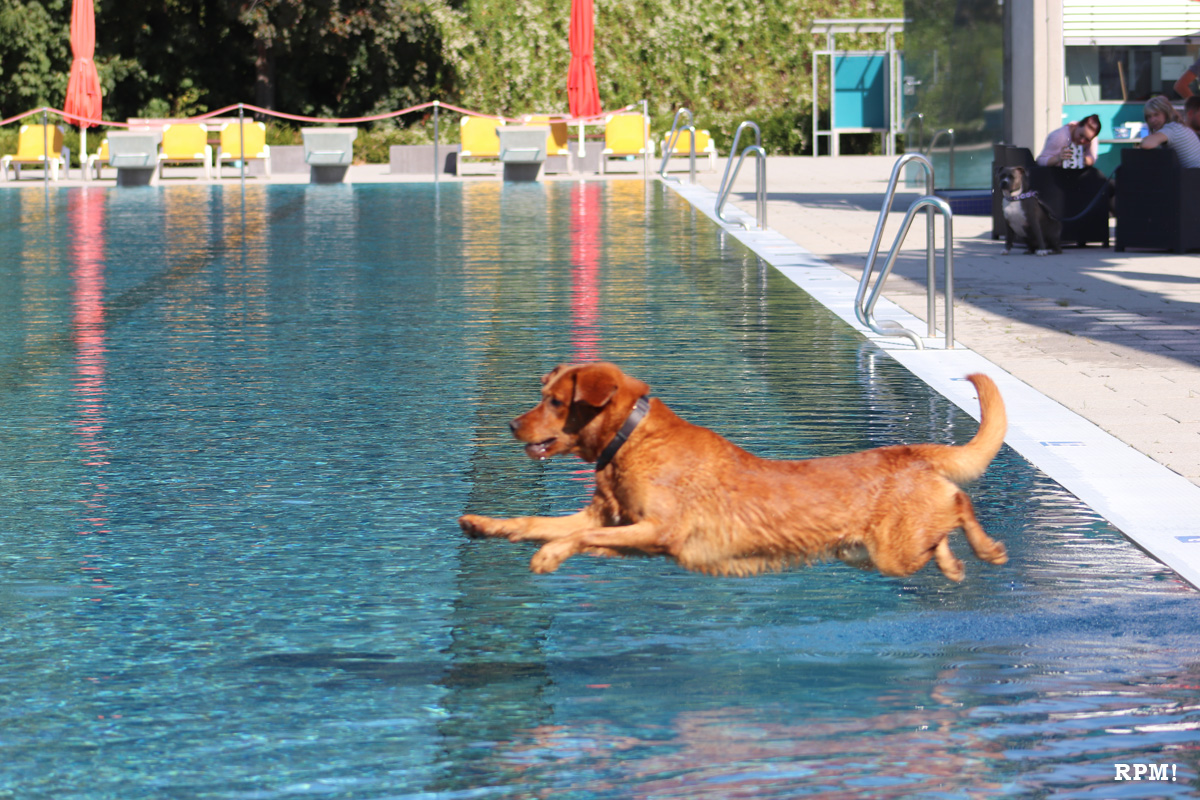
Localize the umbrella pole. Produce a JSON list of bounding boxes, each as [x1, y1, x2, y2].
[[81, 126, 87, 181], [239, 104, 246, 187], [43, 109, 49, 187]]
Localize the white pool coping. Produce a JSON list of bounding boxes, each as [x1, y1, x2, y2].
[[668, 179, 1200, 590]]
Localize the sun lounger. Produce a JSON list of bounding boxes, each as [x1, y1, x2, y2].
[[216, 120, 271, 178], [158, 123, 212, 179], [600, 113, 653, 174], [2, 124, 68, 180], [522, 114, 571, 173], [661, 128, 717, 171], [105, 130, 163, 186], [457, 116, 504, 176], [302, 127, 357, 183], [498, 125, 549, 181], [85, 138, 109, 180]]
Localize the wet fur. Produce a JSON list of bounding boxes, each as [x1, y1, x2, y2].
[[459, 362, 1009, 582]]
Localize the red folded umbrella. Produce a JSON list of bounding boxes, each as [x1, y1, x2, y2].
[[568, 0, 602, 119], [64, 0, 102, 127]]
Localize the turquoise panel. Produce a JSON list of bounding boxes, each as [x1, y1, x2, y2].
[[834, 54, 887, 129]]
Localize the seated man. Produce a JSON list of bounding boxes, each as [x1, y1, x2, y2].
[[1036, 114, 1101, 168], [1139, 95, 1200, 168], [1186, 96, 1200, 135]]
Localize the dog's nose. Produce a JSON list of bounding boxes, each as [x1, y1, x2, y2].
[[508, 419, 520, 436]]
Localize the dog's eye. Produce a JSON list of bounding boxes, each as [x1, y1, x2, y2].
[[548, 397, 565, 409]]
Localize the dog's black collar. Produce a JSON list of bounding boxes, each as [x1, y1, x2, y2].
[[595, 395, 651, 471], [1015, 190, 1038, 200]]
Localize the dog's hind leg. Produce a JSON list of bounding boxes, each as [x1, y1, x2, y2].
[[955, 491, 1007, 565], [933, 537, 966, 582]]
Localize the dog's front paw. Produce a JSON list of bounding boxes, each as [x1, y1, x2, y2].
[[459, 514, 504, 539], [1001, 247, 1012, 256], [1034, 249, 1052, 256], [530, 540, 574, 573]]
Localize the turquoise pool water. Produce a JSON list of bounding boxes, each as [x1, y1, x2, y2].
[[1, 181, 1198, 798]]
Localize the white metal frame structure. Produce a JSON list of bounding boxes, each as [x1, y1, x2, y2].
[[810, 18, 907, 157]]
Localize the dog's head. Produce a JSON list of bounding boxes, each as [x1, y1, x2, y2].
[[510, 362, 651, 462], [998, 166, 1026, 198]]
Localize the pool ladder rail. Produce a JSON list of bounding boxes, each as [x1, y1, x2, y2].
[[855, 152, 955, 350], [659, 108, 700, 185], [715, 121, 767, 231]]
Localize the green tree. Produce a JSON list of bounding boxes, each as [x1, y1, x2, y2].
[[0, 0, 70, 114]]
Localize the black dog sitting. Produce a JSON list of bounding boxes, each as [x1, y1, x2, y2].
[[998, 166, 1062, 256]]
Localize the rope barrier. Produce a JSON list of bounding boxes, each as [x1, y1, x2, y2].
[[0, 100, 643, 131]]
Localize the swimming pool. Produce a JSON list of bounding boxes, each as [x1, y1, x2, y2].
[[1, 181, 1198, 798]]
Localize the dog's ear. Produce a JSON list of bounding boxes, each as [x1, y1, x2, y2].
[[541, 364, 570, 386], [572, 366, 619, 409]]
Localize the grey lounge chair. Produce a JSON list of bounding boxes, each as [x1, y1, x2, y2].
[[302, 127, 358, 184], [106, 130, 163, 186]]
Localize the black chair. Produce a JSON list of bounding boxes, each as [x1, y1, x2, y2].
[[991, 144, 1110, 247], [1115, 147, 1200, 253]]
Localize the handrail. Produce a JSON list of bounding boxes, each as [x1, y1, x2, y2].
[[863, 196, 955, 350], [926, 127, 955, 189], [855, 153, 951, 349], [902, 112, 924, 152], [717, 121, 761, 192], [715, 121, 767, 230], [659, 108, 697, 183]]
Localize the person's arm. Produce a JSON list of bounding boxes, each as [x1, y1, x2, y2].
[[1084, 136, 1099, 166], [1176, 70, 1197, 99], [1036, 128, 1065, 166], [1140, 131, 1168, 150]]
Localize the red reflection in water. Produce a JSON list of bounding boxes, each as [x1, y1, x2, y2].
[[69, 188, 110, 546], [570, 182, 602, 362]]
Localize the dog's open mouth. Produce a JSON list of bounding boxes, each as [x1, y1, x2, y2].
[[524, 438, 557, 460]]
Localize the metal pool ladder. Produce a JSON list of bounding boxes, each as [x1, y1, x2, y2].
[[659, 108, 698, 184], [855, 153, 955, 350], [715, 121, 767, 230]]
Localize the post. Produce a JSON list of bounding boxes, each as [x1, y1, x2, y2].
[[43, 109, 49, 187], [926, 167, 936, 337], [433, 100, 440, 183], [642, 99, 649, 181], [238, 104, 246, 186]]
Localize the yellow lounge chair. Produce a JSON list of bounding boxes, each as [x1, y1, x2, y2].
[[457, 116, 504, 176], [158, 123, 212, 179], [600, 113, 653, 174], [216, 120, 271, 178], [1, 124, 67, 181], [523, 115, 571, 156], [661, 128, 717, 172], [86, 139, 109, 180]]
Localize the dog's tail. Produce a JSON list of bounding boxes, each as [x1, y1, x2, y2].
[[930, 374, 1007, 484]]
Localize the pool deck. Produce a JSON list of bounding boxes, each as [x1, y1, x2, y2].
[[7, 157, 1200, 587]]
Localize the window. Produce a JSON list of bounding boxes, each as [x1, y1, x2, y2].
[[1065, 46, 1191, 102]]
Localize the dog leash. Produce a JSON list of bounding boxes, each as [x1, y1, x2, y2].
[[595, 395, 651, 471]]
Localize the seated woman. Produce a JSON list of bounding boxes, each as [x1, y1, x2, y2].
[[1139, 95, 1200, 168]]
